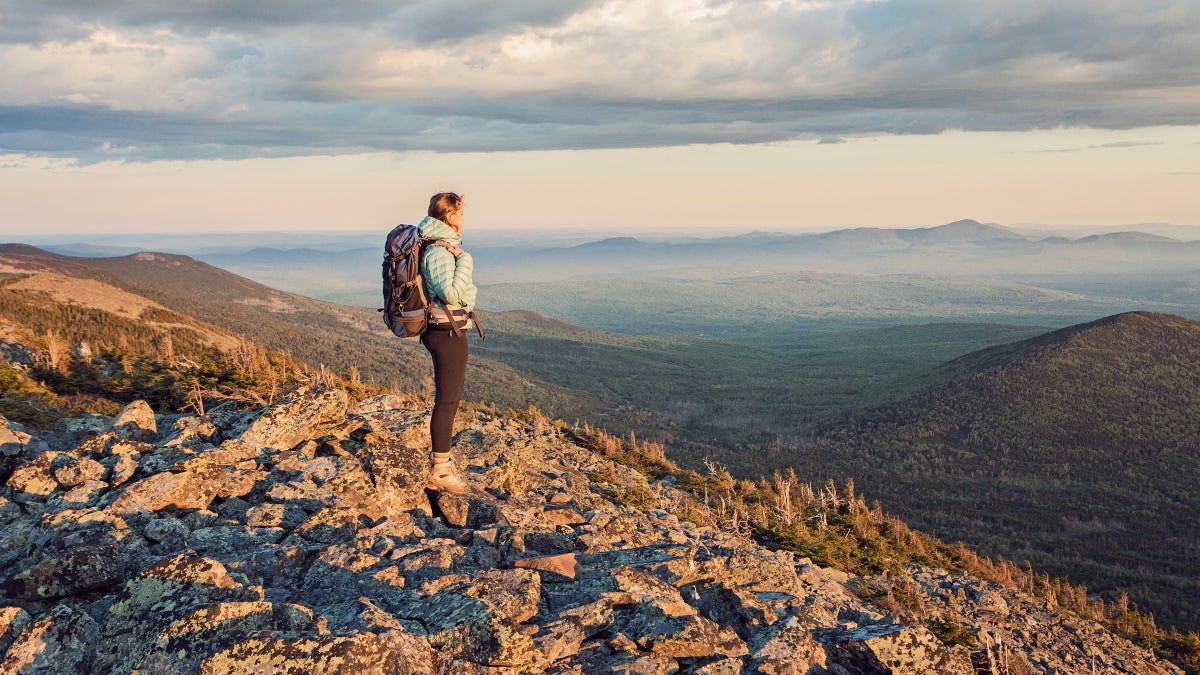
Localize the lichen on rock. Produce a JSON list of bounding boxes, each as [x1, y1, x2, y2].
[[0, 389, 1182, 674]]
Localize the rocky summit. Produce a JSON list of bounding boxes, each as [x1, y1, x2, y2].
[[0, 388, 1180, 674]]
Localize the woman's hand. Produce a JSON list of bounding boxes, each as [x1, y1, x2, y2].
[[446, 245, 464, 257]]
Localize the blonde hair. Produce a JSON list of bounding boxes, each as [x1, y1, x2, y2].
[[428, 192, 463, 224]]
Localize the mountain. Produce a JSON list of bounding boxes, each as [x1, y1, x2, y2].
[[907, 311, 1200, 456], [805, 312, 1200, 632], [897, 219, 1028, 245], [8, 243, 1200, 640], [182, 219, 1200, 303], [0, 244, 615, 425], [1074, 232, 1183, 245], [4, 246, 1199, 669], [0, 383, 1186, 673]]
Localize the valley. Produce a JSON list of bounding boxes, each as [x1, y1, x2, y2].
[[4, 220, 1200, 639]]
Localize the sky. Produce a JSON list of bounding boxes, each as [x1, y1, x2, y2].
[[2, 0, 1199, 236]]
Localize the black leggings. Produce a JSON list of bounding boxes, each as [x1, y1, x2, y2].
[[420, 327, 468, 456]]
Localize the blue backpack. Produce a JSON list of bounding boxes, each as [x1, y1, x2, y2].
[[379, 224, 456, 338]]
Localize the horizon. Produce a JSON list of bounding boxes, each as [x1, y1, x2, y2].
[[8, 218, 1200, 252]]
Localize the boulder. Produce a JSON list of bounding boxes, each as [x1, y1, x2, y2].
[[0, 606, 32, 653], [360, 430, 431, 516], [58, 479, 108, 507], [96, 553, 264, 672], [50, 455, 107, 487], [459, 568, 542, 623], [2, 603, 98, 673], [144, 516, 190, 550], [196, 630, 435, 675], [0, 426, 35, 459], [2, 544, 123, 600], [6, 451, 61, 502], [751, 617, 829, 674], [238, 387, 350, 451], [822, 623, 974, 675], [111, 443, 266, 514], [162, 415, 217, 448], [111, 400, 157, 441], [132, 601, 308, 674], [621, 602, 748, 659]]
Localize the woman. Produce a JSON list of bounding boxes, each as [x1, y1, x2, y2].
[[419, 192, 477, 494]]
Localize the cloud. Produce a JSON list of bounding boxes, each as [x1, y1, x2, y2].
[[1, 0, 1198, 161], [1037, 139, 1167, 153]]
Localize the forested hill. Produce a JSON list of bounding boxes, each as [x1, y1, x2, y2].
[[810, 311, 1200, 631], [889, 310, 1200, 457], [0, 244, 615, 424]]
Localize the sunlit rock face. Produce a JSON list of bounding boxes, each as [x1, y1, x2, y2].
[[0, 389, 1181, 674]]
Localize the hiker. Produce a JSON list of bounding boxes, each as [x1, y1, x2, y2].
[[419, 192, 477, 494]]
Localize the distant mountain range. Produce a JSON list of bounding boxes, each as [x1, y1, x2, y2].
[[175, 219, 1200, 307]]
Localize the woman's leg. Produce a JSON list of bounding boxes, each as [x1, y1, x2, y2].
[[421, 328, 468, 457]]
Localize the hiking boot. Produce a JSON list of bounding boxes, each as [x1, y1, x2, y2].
[[427, 458, 470, 494]]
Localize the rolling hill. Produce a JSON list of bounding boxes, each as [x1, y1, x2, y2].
[[802, 311, 1200, 631], [0, 244, 615, 425]]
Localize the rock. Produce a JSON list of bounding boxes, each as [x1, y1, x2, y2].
[[245, 503, 307, 529], [2, 603, 98, 673], [293, 506, 372, 545], [96, 553, 263, 672], [361, 430, 431, 516], [50, 454, 107, 487], [111, 470, 215, 512], [590, 651, 678, 674], [2, 544, 123, 600], [162, 415, 217, 448], [0, 428, 32, 486], [196, 630, 436, 674], [0, 426, 35, 458], [0, 606, 32, 653], [433, 491, 499, 529], [133, 601, 304, 674], [0, 388, 1181, 675], [111, 400, 157, 441], [692, 656, 749, 674], [972, 588, 1010, 617], [111, 442, 266, 514], [108, 453, 139, 487], [144, 516, 190, 549], [515, 552, 580, 580], [750, 617, 828, 674], [822, 623, 974, 675], [534, 617, 589, 665], [238, 387, 349, 451], [188, 525, 286, 557], [622, 602, 748, 659], [460, 568, 542, 623], [6, 451, 61, 502], [59, 479, 108, 507]]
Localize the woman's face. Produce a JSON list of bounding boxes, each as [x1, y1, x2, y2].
[[445, 204, 464, 233]]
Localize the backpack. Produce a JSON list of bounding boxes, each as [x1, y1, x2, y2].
[[379, 224, 456, 338]]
